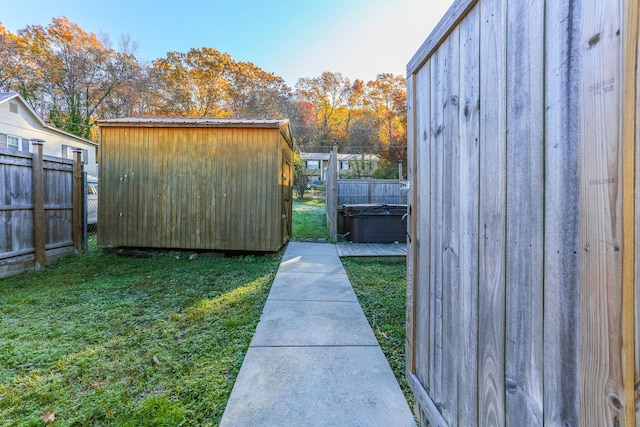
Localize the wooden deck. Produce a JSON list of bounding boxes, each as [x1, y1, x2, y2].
[[336, 243, 407, 258]]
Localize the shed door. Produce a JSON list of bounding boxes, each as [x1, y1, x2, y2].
[[282, 150, 292, 243]]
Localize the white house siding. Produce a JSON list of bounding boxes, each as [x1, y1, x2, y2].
[[0, 95, 98, 176]]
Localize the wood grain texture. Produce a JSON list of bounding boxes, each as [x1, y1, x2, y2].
[[622, 0, 639, 424], [505, 0, 544, 424], [636, 12, 640, 425], [0, 148, 76, 277], [415, 63, 432, 390], [98, 124, 292, 251], [457, 5, 480, 424], [429, 46, 445, 408], [579, 0, 627, 423], [337, 179, 404, 206], [32, 143, 45, 270], [406, 74, 417, 375], [543, 0, 581, 424], [326, 142, 338, 243], [407, 0, 478, 76], [478, 0, 507, 424], [439, 28, 461, 425], [72, 150, 83, 253], [406, 371, 448, 427]]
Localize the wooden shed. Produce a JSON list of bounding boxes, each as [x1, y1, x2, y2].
[[96, 118, 293, 252], [406, 0, 638, 425]]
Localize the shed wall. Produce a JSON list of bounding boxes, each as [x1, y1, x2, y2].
[[406, 0, 637, 424], [98, 125, 290, 252]]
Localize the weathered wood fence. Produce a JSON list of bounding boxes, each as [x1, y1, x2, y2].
[[406, 0, 638, 425], [325, 142, 338, 243], [325, 144, 408, 242], [337, 179, 407, 206], [0, 143, 84, 278]]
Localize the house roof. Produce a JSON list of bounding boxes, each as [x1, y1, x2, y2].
[[97, 117, 290, 128], [300, 152, 380, 162], [0, 92, 97, 147]]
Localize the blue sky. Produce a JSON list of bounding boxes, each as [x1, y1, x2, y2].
[[1, 0, 454, 88]]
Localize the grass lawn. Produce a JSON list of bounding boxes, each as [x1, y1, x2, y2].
[[0, 238, 282, 426], [291, 198, 329, 241], [0, 198, 410, 425]]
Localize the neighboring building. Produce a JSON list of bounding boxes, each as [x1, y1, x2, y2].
[[0, 92, 98, 176], [300, 152, 379, 180]]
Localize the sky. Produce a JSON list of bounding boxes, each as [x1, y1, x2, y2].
[[0, 0, 455, 88]]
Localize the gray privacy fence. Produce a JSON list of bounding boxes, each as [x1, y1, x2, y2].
[[325, 144, 408, 242], [405, 0, 638, 425], [0, 143, 84, 278], [337, 179, 407, 206]]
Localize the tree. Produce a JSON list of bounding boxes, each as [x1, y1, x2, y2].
[[149, 47, 232, 117], [366, 73, 407, 161], [294, 71, 351, 150], [7, 17, 139, 138], [293, 153, 309, 199], [226, 61, 291, 118]]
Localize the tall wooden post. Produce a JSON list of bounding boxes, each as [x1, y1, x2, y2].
[[326, 140, 338, 243], [398, 159, 404, 204], [31, 139, 45, 270], [72, 149, 84, 254]]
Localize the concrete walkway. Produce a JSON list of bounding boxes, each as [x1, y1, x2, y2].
[[220, 241, 416, 427]]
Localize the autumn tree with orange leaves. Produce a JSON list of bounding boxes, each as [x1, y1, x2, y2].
[[1, 17, 138, 138], [0, 16, 406, 161]]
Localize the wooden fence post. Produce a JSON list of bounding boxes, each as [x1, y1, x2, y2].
[[326, 140, 338, 243], [72, 149, 84, 254], [398, 159, 404, 204], [31, 139, 45, 270]]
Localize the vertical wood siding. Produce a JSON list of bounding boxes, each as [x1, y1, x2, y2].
[[406, 0, 637, 424], [0, 148, 81, 277], [98, 125, 291, 252], [336, 179, 406, 206]]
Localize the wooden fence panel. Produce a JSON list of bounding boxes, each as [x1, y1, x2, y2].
[[440, 28, 461, 425], [578, 0, 627, 422], [0, 145, 83, 278], [457, 4, 480, 424], [635, 6, 640, 424], [337, 179, 406, 206], [0, 151, 33, 259], [504, 0, 545, 424], [407, 0, 637, 424], [477, 0, 507, 424], [543, 0, 581, 424], [428, 43, 444, 413]]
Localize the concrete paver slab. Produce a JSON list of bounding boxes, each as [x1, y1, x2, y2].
[[220, 241, 416, 426], [278, 255, 345, 274], [268, 272, 357, 302], [283, 241, 337, 257], [251, 300, 378, 346], [219, 346, 416, 427]]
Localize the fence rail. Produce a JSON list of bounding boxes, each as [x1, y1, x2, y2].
[[0, 144, 84, 278]]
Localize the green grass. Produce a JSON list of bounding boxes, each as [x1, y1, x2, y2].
[[291, 198, 329, 241], [0, 237, 282, 426], [342, 259, 413, 410], [1, 200, 411, 425]]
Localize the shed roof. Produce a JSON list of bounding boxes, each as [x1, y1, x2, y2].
[[97, 117, 289, 128]]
